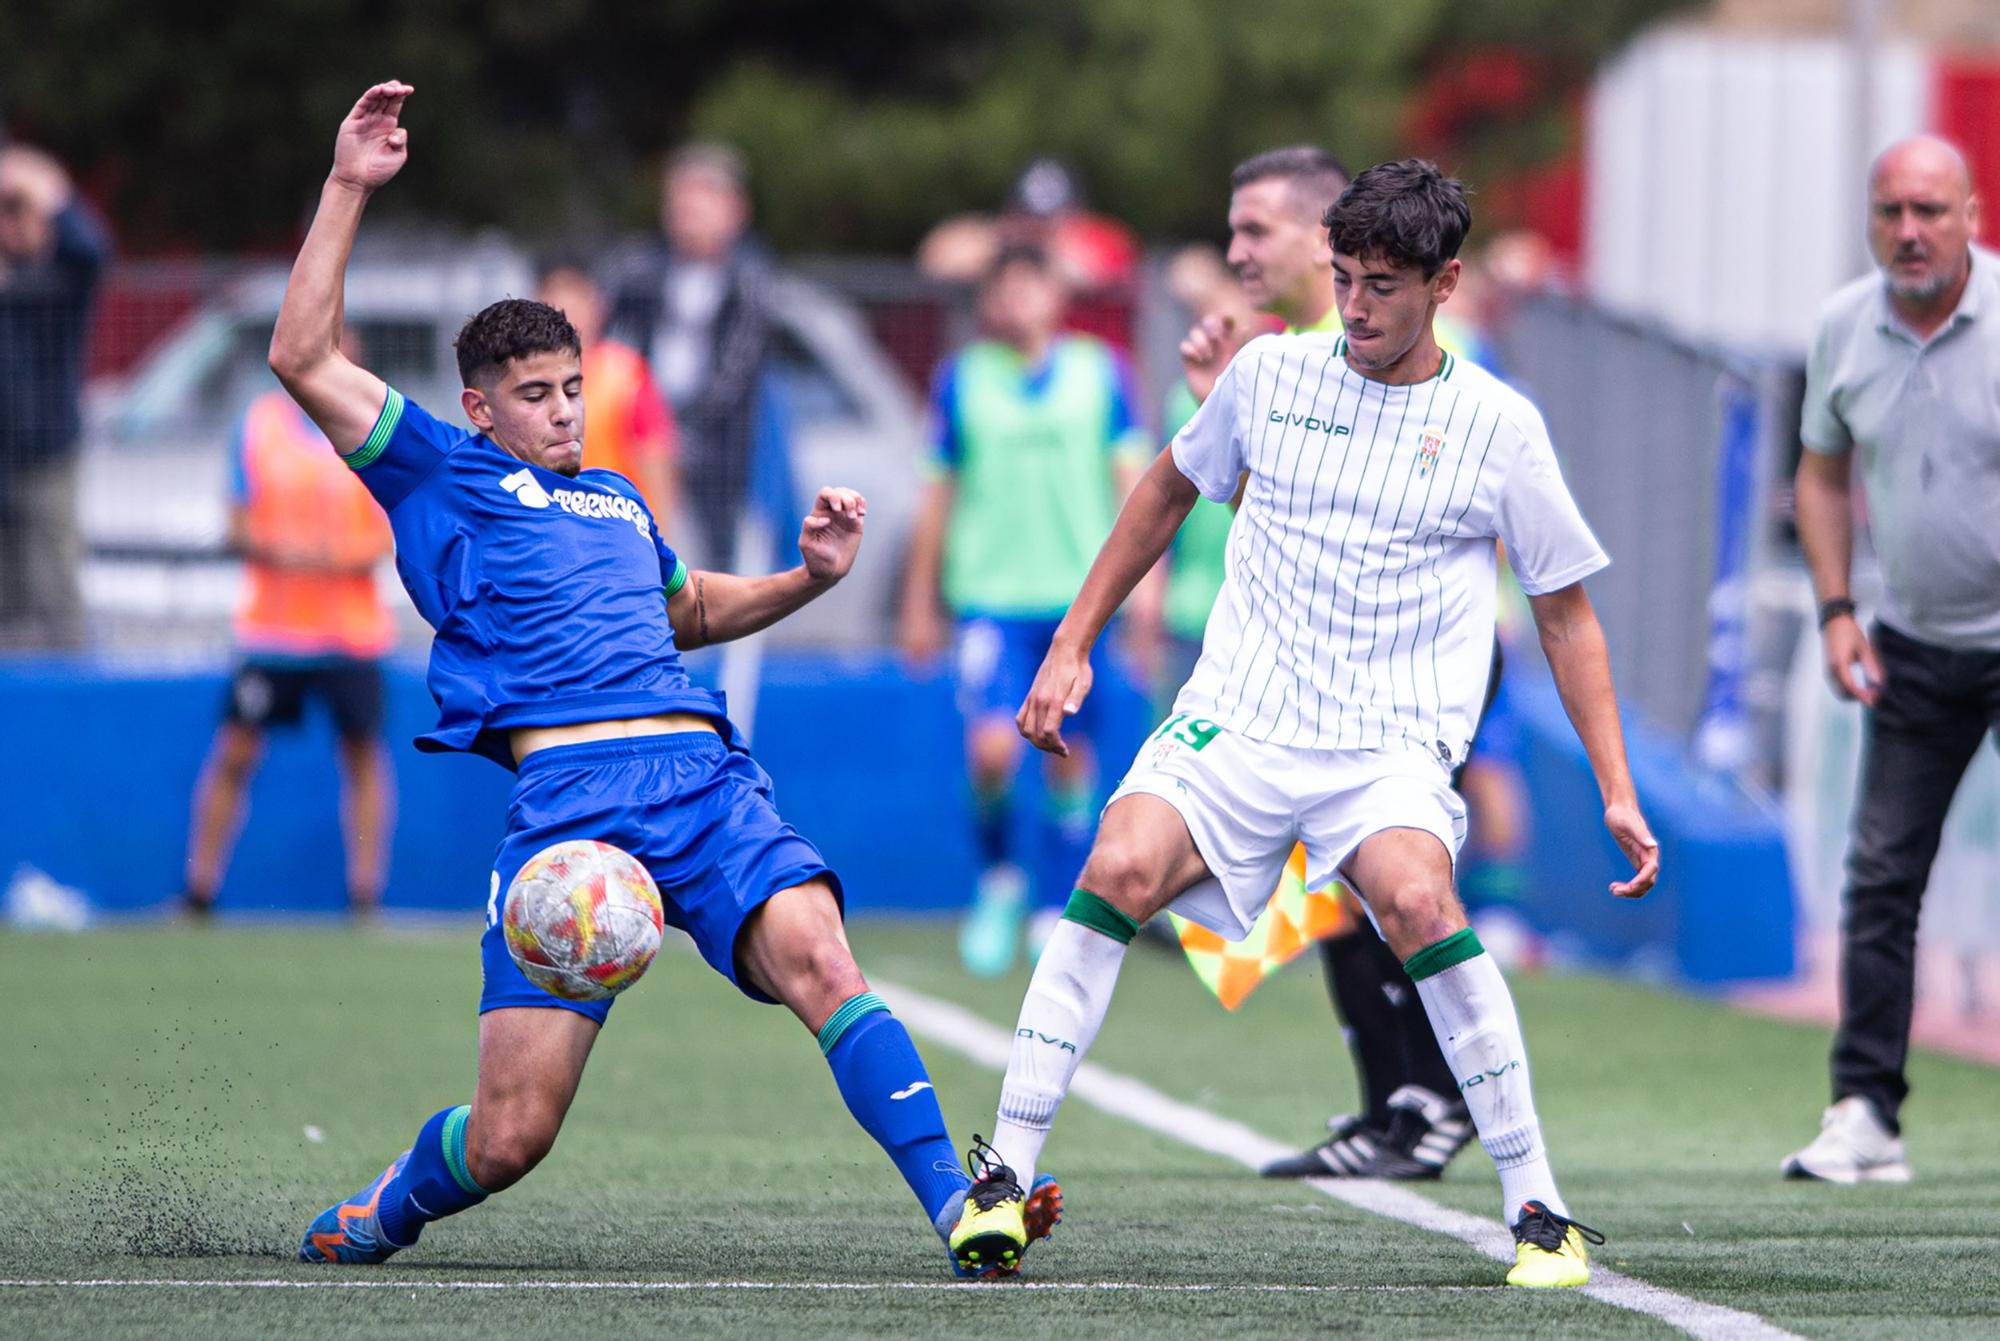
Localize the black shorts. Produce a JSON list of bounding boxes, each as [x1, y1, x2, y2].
[[223, 659, 386, 739]]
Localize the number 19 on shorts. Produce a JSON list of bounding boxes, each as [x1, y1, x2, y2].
[[1150, 713, 1222, 753]]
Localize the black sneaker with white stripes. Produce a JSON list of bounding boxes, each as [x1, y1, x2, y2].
[[1374, 1085, 1474, 1178], [1259, 1112, 1384, 1178], [1258, 1086, 1472, 1180]]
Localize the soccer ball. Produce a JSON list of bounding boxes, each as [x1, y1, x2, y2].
[[503, 840, 664, 1001]]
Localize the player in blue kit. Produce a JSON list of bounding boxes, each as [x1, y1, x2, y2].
[[278, 82, 1059, 1277]]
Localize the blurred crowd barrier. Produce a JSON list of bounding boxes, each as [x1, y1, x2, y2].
[[0, 649, 1153, 920]]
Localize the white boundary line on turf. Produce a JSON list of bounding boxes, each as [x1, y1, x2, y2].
[[876, 980, 1806, 1341], [0, 1279, 1477, 1294]]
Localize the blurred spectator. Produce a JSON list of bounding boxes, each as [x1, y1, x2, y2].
[[899, 243, 1149, 977], [181, 331, 396, 920], [537, 262, 680, 523], [1784, 135, 2000, 1185], [606, 142, 772, 569], [918, 157, 1140, 293], [0, 142, 110, 650]]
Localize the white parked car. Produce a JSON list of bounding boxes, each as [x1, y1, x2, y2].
[[78, 244, 925, 654]]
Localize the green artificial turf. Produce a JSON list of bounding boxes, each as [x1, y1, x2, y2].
[[2, 921, 1996, 1338]]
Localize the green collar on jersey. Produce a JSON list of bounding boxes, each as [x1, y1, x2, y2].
[[1328, 335, 1455, 383]]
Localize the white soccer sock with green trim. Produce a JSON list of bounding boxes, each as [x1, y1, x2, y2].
[[1404, 927, 1565, 1226], [991, 890, 1136, 1191]]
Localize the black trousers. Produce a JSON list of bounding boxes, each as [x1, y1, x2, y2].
[[1832, 622, 2000, 1132]]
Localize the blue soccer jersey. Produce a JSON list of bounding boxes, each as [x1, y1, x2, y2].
[[340, 387, 727, 768]]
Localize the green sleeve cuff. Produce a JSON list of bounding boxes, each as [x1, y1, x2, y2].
[[664, 558, 690, 598], [342, 386, 404, 470]]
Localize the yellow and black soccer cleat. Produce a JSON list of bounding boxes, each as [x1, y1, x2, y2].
[[948, 1135, 1063, 1278], [1505, 1200, 1604, 1288]]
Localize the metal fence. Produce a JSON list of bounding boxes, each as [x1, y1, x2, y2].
[[1495, 292, 2000, 971], [1493, 291, 1812, 787]]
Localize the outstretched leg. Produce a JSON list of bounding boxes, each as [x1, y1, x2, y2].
[[301, 1006, 598, 1262], [735, 880, 973, 1237]]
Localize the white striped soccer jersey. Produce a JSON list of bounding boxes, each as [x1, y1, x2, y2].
[[1168, 332, 1606, 763]]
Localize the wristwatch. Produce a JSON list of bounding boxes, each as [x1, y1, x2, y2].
[[1817, 596, 1857, 629]]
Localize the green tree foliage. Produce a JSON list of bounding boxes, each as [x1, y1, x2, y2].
[[0, 0, 1695, 253]]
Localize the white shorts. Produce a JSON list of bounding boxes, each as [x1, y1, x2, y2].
[[1106, 713, 1467, 941]]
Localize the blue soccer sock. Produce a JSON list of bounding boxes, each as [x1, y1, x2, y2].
[[819, 992, 970, 1227], [1043, 775, 1096, 894], [971, 778, 1012, 870], [1045, 775, 1095, 847], [374, 1104, 489, 1248]]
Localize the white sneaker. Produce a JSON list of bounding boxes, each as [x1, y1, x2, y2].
[[1780, 1096, 1912, 1184]]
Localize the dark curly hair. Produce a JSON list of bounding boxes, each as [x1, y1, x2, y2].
[[453, 298, 581, 387], [1324, 159, 1471, 279]]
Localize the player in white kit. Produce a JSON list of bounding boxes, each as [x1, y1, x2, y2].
[[955, 159, 1660, 1288]]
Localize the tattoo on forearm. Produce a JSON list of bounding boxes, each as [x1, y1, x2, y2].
[[695, 573, 710, 646]]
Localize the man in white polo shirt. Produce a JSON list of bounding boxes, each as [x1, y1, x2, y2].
[[951, 159, 1660, 1289], [1784, 135, 2000, 1184]]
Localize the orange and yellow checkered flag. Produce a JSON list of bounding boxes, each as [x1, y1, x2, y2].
[[1170, 844, 1361, 1009]]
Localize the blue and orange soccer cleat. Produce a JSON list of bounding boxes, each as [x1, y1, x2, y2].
[[298, 1152, 410, 1264], [946, 1136, 1064, 1278]]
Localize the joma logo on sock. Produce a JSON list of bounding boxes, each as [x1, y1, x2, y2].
[[1459, 1060, 1521, 1089], [1018, 1028, 1077, 1054]]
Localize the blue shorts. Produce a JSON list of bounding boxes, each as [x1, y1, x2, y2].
[[954, 614, 1110, 737], [480, 732, 840, 1023]]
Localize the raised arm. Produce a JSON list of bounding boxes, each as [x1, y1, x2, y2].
[[267, 81, 414, 451], [1017, 447, 1200, 754], [668, 487, 865, 649], [1526, 582, 1659, 898]]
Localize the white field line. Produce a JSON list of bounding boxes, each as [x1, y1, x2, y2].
[[0, 1279, 1474, 1294], [877, 980, 1806, 1341]]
